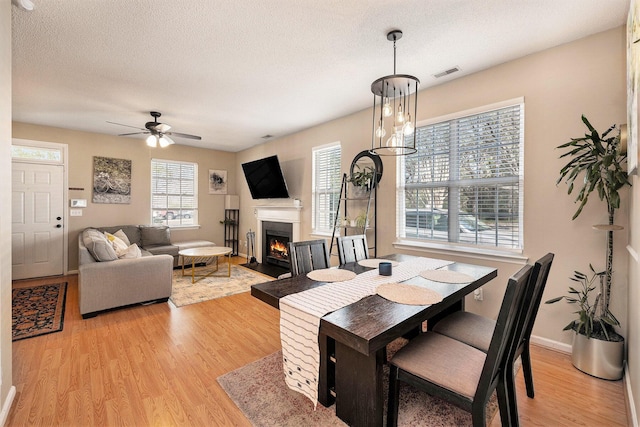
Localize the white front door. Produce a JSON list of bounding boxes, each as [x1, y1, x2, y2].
[[12, 162, 65, 279]]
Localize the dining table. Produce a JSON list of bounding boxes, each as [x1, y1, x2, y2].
[[250, 253, 497, 427]]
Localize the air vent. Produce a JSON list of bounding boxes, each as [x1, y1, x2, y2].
[[433, 67, 460, 78]]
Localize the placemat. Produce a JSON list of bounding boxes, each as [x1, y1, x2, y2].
[[420, 269, 474, 284], [358, 258, 400, 268], [306, 268, 357, 282], [376, 283, 443, 305]]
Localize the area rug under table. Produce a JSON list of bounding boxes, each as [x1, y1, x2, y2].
[[170, 265, 273, 307], [12, 282, 67, 341], [218, 348, 498, 426]]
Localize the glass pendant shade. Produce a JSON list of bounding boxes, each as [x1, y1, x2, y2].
[[375, 119, 386, 138], [382, 98, 393, 117], [158, 135, 175, 148], [370, 30, 419, 156], [146, 134, 158, 147]]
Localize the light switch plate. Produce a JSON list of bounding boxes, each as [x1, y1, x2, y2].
[[70, 209, 82, 216]]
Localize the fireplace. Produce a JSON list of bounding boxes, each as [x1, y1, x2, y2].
[[262, 221, 293, 268]]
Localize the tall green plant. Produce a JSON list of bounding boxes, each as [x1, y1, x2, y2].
[[554, 115, 631, 339], [557, 115, 629, 220]]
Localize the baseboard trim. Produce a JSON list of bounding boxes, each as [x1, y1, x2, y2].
[[626, 363, 639, 427], [530, 334, 572, 354], [0, 386, 16, 427]]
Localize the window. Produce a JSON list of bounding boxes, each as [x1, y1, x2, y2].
[[398, 99, 524, 251], [312, 143, 341, 234], [151, 159, 198, 227]]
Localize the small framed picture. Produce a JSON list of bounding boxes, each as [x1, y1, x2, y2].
[[209, 169, 227, 194]]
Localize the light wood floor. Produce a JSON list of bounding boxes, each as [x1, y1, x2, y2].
[[8, 258, 629, 426]]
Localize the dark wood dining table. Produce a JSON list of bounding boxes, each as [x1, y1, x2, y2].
[[250, 253, 497, 427]]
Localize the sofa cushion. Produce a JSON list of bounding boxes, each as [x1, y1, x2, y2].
[[140, 225, 171, 247], [82, 229, 118, 262], [119, 243, 142, 259], [99, 225, 141, 246], [176, 240, 216, 250], [145, 244, 179, 257]]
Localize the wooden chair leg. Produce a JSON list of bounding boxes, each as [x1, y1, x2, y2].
[[504, 362, 520, 426], [522, 345, 535, 398], [387, 365, 400, 427]]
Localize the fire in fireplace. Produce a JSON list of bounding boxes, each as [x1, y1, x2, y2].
[[268, 237, 289, 261], [262, 221, 293, 268]]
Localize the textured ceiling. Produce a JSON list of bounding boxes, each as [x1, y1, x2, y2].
[[11, 0, 630, 152]]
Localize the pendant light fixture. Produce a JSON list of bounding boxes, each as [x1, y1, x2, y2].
[[370, 30, 419, 156]]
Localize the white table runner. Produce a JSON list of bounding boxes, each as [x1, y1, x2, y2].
[[279, 257, 453, 407]]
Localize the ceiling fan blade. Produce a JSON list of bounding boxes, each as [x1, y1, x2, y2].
[[107, 121, 145, 131], [118, 131, 149, 137], [167, 131, 202, 140]]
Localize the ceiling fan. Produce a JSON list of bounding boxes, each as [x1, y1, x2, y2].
[[107, 111, 202, 148]]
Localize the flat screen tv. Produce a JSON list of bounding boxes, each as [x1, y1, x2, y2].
[[242, 155, 290, 199]]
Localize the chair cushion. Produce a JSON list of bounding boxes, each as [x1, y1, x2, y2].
[[390, 332, 486, 400], [140, 225, 171, 247], [82, 228, 118, 262], [432, 311, 495, 352]]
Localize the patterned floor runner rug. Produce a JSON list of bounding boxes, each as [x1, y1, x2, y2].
[[12, 282, 67, 341]]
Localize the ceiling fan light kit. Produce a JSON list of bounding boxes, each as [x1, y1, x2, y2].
[[370, 30, 419, 156], [109, 111, 201, 148]]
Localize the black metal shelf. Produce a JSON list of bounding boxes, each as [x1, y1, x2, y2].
[[223, 209, 239, 256]]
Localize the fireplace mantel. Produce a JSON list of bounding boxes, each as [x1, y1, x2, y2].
[[254, 205, 301, 263]]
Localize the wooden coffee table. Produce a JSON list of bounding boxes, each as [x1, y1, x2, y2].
[[179, 246, 233, 283]]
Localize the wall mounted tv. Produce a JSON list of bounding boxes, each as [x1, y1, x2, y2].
[[242, 155, 290, 199]]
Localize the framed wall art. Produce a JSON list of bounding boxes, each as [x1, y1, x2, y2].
[[209, 169, 228, 195], [92, 156, 132, 204]]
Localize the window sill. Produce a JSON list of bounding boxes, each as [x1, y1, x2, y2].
[[311, 231, 334, 238], [392, 239, 528, 264]]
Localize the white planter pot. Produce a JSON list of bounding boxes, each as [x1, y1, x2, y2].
[[572, 332, 624, 380]]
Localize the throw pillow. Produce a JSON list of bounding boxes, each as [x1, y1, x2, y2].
[[118, 243, 142, 259], [82, 229, 118, 262], [140, 225, 171, 247], [114, 229, 131, 246], [104, 231, 129, 257]]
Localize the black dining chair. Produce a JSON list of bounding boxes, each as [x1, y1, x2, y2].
[[336, 234, 369, 265], [432, 253, 554, 406], [386, 264, 534, 427], [288, 239, 331, 277]]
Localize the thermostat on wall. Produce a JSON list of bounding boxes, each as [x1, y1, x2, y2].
[[70, 199, 87, 208]]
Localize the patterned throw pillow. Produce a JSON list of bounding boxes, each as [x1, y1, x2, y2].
[[113, 229, 131, 246], [82, 229, 118, 262], [104, 232, 129, 257]]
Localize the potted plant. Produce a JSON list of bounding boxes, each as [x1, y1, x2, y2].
[[355, 211, 369, 230], [347, 165, 375, 197], [548, 115, 630, 380]]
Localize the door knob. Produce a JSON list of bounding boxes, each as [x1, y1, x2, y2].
[[56, 216, 62, 220], [56, 224, 62, 228]]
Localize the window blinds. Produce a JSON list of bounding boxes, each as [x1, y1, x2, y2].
[[400, 103, 523, 249], [312, 144, 341, 234]]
